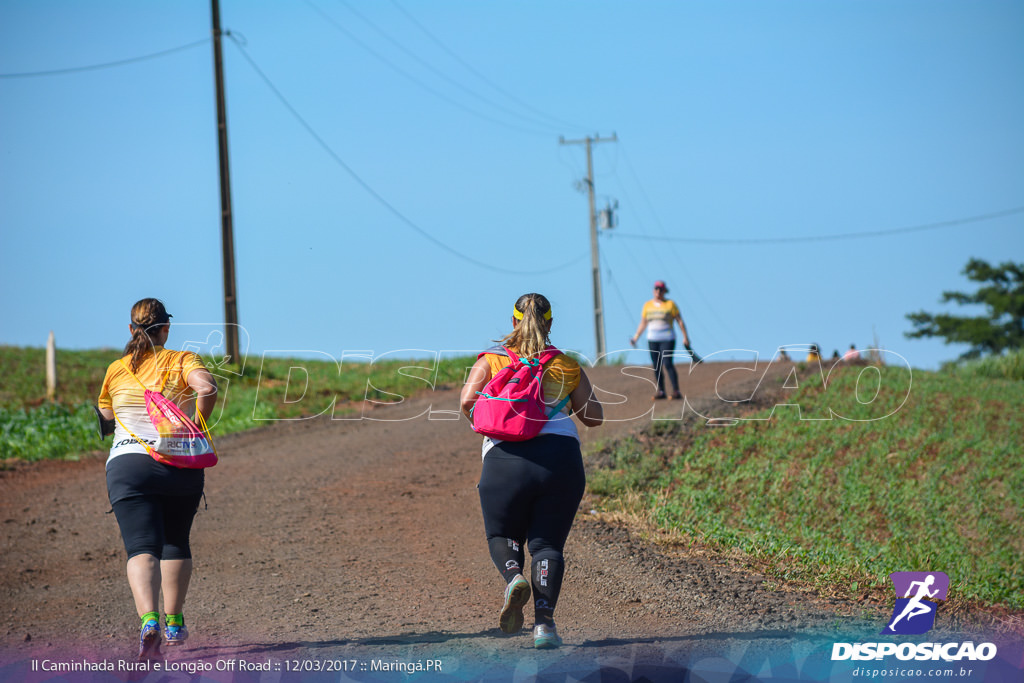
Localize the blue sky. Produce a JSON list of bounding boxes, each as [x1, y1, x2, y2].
[[1, 0, 1022, 371]]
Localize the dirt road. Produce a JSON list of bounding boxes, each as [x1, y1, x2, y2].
[[1, 361, 1015, 681]]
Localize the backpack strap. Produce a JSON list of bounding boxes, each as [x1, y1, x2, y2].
[[109, 404, 155, 457], [504, 345, 561, 367], [537, 347, 569, 416], [112, 351, 175, 456], [117, 350, 173, 394], [537, 346, 562, 365], [547, 394, 572, 418], [476, 345, 562, 370]]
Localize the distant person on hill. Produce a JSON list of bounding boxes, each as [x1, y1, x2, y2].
[[776, 348, 791, 361], [806, 344, 821, 362], [844, 344, 860, 361], [461, 293, 604, 649], [96, 299, 218, 659], [629, 280, 692, 400]]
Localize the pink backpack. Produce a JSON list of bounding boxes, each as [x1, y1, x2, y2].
[[113, 355, 218, 469], [471, 346, 571, 442]]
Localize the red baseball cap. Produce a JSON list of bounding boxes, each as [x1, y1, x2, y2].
[[653, 280, 668, 292]]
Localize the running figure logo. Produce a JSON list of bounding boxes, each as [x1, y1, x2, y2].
[[881, 572, 949, 635]]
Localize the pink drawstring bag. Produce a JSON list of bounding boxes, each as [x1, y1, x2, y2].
[[470, 346, 570, 442], [114, 357, 218, 469]]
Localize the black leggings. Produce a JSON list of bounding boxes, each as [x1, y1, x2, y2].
[[106, 452, 204, 560], [112, 494, 202, 560], [649, 339, 679, 393], [478, 435, 586, 625]]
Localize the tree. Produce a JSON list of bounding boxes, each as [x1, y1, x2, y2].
[[905, 259, 1024, 360]]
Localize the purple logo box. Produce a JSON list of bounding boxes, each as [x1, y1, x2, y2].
[[890, 572, 949, 600], [881, 571, 950, 635]]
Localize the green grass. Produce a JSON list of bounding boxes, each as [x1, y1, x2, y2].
[[0, 346, 475, 463], [943, 348, 1024, 381], [588, 361, 1024, 611]]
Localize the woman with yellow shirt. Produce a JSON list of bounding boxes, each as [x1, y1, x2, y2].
[[461, 293, 603, 649], [630, 280, 691, 400], [96, 299, 218, 659]]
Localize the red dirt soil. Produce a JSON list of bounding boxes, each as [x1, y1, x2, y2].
[[1, 362, 1013, 681]]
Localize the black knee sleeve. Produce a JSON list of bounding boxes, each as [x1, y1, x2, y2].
[[530, 548, 565, 625], [488, 536, 526, 583]]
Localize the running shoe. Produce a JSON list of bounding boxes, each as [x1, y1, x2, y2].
[[164, 622, 189, 647], [498, 574, 531, 634], [138, 619, 161, 660], [653, 391, 667, 400], [533, 622, 563, 649], [671, 391, 683, 400]]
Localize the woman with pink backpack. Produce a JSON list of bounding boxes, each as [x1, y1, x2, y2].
[[460, 293, 604, 649], [96, 298, 218, 659]]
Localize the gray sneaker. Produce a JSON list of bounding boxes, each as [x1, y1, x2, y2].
[[533, 622, 562, 649], [499, 574, 531, 634]]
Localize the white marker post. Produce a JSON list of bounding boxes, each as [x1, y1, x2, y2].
[[46, 331, 57, 401]]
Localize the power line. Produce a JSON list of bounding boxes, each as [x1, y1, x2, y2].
[[228, 36, 588, 276], [611, 143, 737, 346], [301, 0, 554, 137], [614, 206, 1024, 245], [602, 256, 638, 333], [0, 38, 209, 79], [333, 0, 567, 135], [389, 0, 593, 135]]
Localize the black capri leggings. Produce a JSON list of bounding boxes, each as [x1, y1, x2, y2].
[[106, 452, 204, 560], [478, 435, 585, 554], [478, 435, 586, 621]]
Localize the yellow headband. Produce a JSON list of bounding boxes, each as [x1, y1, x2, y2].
[[513, 306, 552, 321]]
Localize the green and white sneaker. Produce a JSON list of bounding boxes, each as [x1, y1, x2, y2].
[[533, 622, 562, 649], [498, 575, 531, 634]]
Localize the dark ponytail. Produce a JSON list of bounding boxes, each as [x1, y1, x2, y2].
[[123, 298, 171, 372]]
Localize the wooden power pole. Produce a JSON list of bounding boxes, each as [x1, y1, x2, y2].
[[559, 133, 617, 363], [211, 0, 240, 364]]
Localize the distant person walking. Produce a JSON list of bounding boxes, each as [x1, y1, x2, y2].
[[461, 293, 604, 649], [96, 299, 218, 659], [630, 280, 692, 399], [844, 344, 860, 361]]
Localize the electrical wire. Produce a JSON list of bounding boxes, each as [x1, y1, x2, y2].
[[0, 38, 210, 79], [389, 0, 593, 135], [601, 227, 725, 351], [613, 205, 1024, 245], [603, 258, 638, 333], [332, 0, 569, 135], [301, 0, 555, 137], [228, 35, 588, 276], [611, 142, 737, 346]]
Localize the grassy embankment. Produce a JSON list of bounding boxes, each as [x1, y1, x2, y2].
[[588, 351, 1024, 614], [0, 346, 474, 463]]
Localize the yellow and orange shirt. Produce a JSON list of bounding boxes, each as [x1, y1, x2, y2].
[[98, 348, 208, 463], [641, 298, 680, 342]]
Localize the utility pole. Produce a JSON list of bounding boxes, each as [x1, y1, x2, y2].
[[211, 0, 240, 364], [559, 133, 617, 363]]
